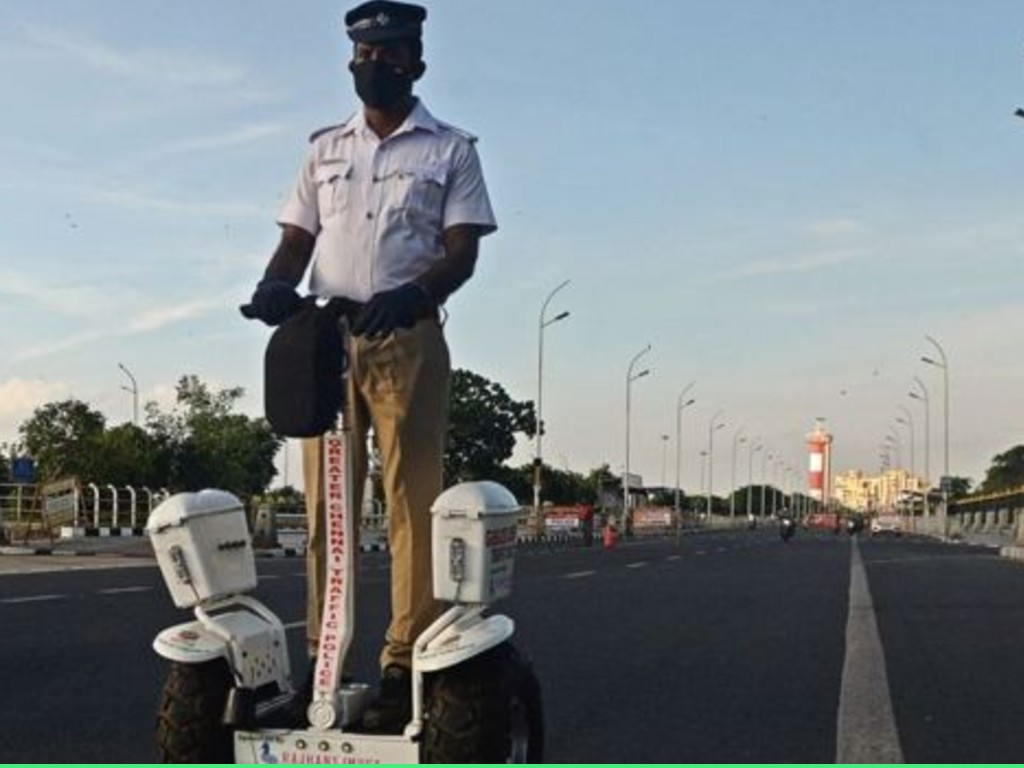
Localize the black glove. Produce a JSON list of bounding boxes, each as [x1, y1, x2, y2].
[[352, 283, 434, 338], [240, 277, 302, 326]]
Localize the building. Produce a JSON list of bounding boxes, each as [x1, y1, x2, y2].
[[833, 468, 926, 512]]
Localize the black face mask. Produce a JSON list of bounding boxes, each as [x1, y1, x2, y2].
[[351, 60, 412, 110]]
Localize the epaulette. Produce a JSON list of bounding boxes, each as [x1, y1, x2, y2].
[[308, 114, 357, 143], [434, 119, 478, 144], [308, 124, 341, 143]]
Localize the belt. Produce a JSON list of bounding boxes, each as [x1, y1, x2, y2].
[[322, 297, 439, 325]]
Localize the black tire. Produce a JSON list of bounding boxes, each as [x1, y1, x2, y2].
[[423, 642, 544, 764], [155, 660, 234, 763]]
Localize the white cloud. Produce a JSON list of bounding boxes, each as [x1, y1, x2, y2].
[[0, 378, 70, 446], [151, 123, 292, 157], [129, 297, 225, 333], [0, 267, 113, 317], [797, 217, 873, 241], [709, 247, 861, 281], [21, 25, 249, 90], [84, 183, 267, 218], [11, 291, 233, 362]]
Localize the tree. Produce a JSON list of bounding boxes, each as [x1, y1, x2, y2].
[[95, 423, 169, 489], [148, 376, 282, 498], [19, 400, 106, 482], [946, 476, 973, 499], [980, 446, 1024, 494], [584, 464, 620, 509], [544, 465, 593, 505], [445, 369, 535, 484]]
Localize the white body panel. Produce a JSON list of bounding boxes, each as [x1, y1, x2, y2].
[[152, 596, 291, 694], [431, 481, 520, 604], [153, 620, 228, 664], [416, 610, 514, 673], [148, 490, 256, 609]]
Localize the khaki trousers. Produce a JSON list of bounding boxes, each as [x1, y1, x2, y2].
[[302, 319, 448, 670]]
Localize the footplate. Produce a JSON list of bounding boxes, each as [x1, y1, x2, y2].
[[234, 728, 420, 765]]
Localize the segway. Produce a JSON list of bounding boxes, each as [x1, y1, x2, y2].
[[147, 303, 543, 763]]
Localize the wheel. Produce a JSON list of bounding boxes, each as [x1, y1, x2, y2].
[[155, 660, 234, 763], [423, 642, 544, 764]]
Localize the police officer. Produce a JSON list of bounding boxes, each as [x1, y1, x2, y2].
[[245, 0, 497, 733]]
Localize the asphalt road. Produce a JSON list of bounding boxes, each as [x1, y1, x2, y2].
[[1, 529, 1022, 763]]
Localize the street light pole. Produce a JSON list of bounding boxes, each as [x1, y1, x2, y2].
[[910, 376, 931, 518], [761, 450, 771, 517], [922, 335, 950, 537], [771, 456, 781, 516], [660, 434, 670, 487], [730, 427, 746, 518], [534, 279, 570, 526], [674, 382, 696, 526], [118, 363, 139, 426], [896, 404, 916, 480], [706, 410, 726, 524], [886, 430, 902, 470], [747, 440, 762, 519], [922, 334, 950, 500], [624, 344, 652, 532]]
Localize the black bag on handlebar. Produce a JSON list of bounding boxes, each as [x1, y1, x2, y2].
[[263, 301, 346, 437]]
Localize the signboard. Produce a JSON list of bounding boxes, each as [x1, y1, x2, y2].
[[11, 458, 35, 484], [632, 507, 673, 529], [42, 478, 78, 521], [623, 472, 644, 490], [544, 515, 579, 535]]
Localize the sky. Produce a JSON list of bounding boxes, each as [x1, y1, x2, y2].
[[2, 0, 1023, 497]]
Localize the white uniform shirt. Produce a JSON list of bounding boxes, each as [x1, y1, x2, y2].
[[278, 99, 497, 302]]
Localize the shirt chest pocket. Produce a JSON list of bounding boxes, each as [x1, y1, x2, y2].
[[392, 163, 448, 221], [314, 160, 352, 219]]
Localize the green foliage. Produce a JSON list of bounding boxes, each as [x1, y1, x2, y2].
[[148, 376, 281, 497], [19, 399, 107, 482], [16, 376, 281, 499], [979, 445, 1024, 494], [95, 424, 167, 488], [445, 369, 535, 484], [946, 476, 973, 498]]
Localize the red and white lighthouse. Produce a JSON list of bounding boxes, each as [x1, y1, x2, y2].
[[807, 420, 833, 507]]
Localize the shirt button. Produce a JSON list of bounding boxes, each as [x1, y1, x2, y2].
[[366, 212, 374, 220]]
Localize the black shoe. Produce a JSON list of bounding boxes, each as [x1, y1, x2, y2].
[[274, 661, 316, 727], [361, 664, 412, 734]]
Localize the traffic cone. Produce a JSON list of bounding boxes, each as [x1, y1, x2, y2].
[[602, 524, 617, 549]]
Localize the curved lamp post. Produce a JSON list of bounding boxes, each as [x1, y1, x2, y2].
[[674, 382, 696, 525], [730, 427, 747, 518], [747, 440, 763, 518], [706, 410, 726, 523], [910, 376, 931, 517], [118, 363, 139, 426], [623, 344, 652, 530], [533, 280, 571, 522], [922, 334, 950, 536]]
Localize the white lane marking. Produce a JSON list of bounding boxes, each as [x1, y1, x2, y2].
[[563, 570, 596, 580], [695, 550, 708, 556], [97, 586, 152, 595], [1, 594, 66, 605], [283, 620, 305, 631], [715, 547, 728, 553], [259, 575, 281, 581], [666, 555, 681, 561], [626, 561, 648, 569], [836, 536, 904, 764]]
